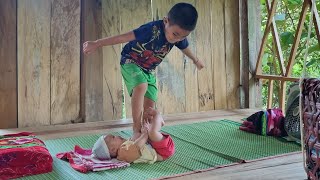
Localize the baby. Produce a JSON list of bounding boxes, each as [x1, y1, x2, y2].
[[92, 107, 175, 164]]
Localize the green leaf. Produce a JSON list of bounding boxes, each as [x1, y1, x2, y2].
[[306, 58, 320, 67], [287, 0, 302, 5], [301, 32, 308, 39], [286, 0, 302, 9], [280, 32, 294, 47], [308, 44, 320, 54], [262, 54, 269, 66]]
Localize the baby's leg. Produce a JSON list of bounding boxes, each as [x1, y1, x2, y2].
[[144, 107, 164, 142], [131, 83, 148, 140]]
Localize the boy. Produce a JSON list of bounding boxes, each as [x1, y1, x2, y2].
[[83, 3, 204, 140], [92, 107, 174, 163]]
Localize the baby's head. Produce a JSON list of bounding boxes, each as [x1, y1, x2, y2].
[[164, 3, 198, 43], [92, 134, 126, 159]]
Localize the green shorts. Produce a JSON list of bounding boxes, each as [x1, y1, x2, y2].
[[121, 63, 158, 102]]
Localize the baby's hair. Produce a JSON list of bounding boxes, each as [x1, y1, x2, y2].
[[168, 3, 198, 31]]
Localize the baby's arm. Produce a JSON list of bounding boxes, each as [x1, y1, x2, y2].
[[181, 47, 205, 70], [133, 131, 148, 149], [83, 31, 135, 54]]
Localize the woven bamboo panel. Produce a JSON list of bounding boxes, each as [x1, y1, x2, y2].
[[302, 78, 320, 180]]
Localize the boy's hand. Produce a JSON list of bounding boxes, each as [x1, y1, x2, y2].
[[194, 59, 205, 70], [83, 41, 99, 55]]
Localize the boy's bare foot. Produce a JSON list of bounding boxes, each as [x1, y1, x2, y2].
[[154, 111, 164, 126]]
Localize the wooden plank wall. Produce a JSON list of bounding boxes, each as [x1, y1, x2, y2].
[[81, 0, 103, 122], [101, 0, 123, 121], [50, 0, 80, 124], [153, 0, 187, 114], [120, 0, 152, 118], [196, 0, 215, 111], [18, 0, 51, 127], [225, 0, 240, 109], [17, 0, 80, 127], [0, 0, 241, 128], [0, 0, 17, 128]]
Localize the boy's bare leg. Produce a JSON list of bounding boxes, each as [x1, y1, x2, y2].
[[144, 107, 164, 142], [131, 83, 147, 140]]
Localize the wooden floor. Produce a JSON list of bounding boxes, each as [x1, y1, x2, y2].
[[0, 109, 307, 180]]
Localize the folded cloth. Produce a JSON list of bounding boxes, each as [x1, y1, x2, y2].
[[56, 145, 130, 173], [0, 132, 53, 179], [239, 108, 287, 137]]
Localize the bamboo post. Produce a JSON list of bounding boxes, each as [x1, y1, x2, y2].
[[266, 0, 285, 76], [267, 80, 274, 109], [255, 0, 278, 75], [285, 0, 309, 77]]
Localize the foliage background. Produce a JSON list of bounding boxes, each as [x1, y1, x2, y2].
[[260, 0, 320, 108]]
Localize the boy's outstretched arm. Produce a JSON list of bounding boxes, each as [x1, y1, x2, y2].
[[83, 31, 135, 55], [181, 47, 205, 70]]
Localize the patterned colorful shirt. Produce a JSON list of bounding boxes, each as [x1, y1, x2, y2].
[[120, 20, 189, 72]]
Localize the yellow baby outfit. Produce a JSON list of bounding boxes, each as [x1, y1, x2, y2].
[[117, 140, 157, 164]]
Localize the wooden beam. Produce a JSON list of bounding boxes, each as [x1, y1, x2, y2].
[[248, 0, 262, 108], [240, 0, 249, 108], [266, 0, 285, 76], [0, 109, 258, 137], [255, 74, 300, 82], [285, 0, 309, 77], [225, 0, 240, 109], [267, 80, 274, 109], [279, 81, 286, 113], [255, 0, 278, 75]]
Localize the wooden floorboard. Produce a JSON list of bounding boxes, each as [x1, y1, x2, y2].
[[0, 109, 307, 179], [167, 152, 306, 180]]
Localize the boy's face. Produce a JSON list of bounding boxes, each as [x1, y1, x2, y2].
[[105, 134, 125, 157], [163, 17, 190, 44]]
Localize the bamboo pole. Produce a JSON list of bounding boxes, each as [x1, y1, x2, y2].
[[255, 0, 278, 75], [266, 0, 285, 76], [255, 74, 300, 82], [267, 80, 274, 109], [279, 81, 286, 113], [285, 0, 309, 77]]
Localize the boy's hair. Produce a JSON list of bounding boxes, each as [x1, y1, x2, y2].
[[168, 3, 198, 31]]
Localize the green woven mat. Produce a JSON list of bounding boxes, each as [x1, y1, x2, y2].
[[19, 120, 300, 180]]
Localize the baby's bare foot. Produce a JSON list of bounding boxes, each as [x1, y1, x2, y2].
[[161, 119, 165, 127]]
